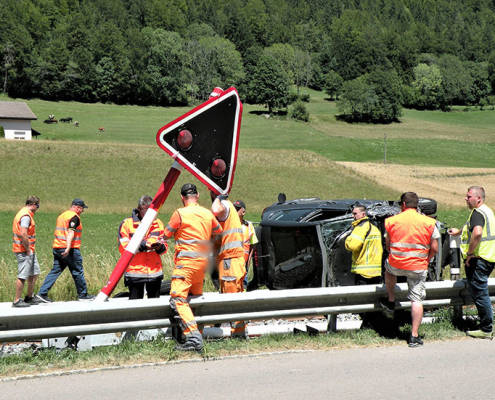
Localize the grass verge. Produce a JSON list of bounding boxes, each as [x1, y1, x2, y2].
[[0, 309, 467, 379]]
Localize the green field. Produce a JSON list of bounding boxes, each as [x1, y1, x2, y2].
[[0, 88, 493, 301]]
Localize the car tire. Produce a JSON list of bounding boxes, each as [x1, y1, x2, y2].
[[418, 197, 437, 216]]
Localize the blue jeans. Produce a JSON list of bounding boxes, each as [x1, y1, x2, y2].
[[466, 257, 495, 333], [38, 248, 88, 298]]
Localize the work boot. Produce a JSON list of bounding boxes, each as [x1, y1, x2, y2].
[[35, 294, 52, 303], [78, 294, 95, 301], [379, 298, 395, 318], [171, 316, 186, 344], [175, 340, 203, 352], [175, 331, 203, 352], [466, 329, 493, 339], [408, 335, 424, 348], [12, 299, 30, 308], [24, 295, 41, 305]]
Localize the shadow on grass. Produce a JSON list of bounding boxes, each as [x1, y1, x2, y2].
[[249, 110, 288, 117], [335, 114, 401, 124]]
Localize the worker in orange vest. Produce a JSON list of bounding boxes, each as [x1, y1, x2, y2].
[[118, 195, 167, 299], [164, 184, 223, 351], [36, 199, 94, 302], [211, 192, 247, 338], [381, 192, 439, 347], [233, 200, 259, 290], [12, 196, 42, 307]]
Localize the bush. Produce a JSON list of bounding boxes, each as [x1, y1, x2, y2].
[[337, 69, 402, 123], [299, 93, 310, 102], [0, 125, 4, 138], [289, 100, 309, 122]]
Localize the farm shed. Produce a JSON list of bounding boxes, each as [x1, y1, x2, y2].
[[0, 101, 37, 140]]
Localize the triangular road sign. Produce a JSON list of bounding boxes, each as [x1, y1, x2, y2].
[[156, 87, 243, 195]]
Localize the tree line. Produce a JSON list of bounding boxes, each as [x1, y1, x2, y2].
[[2, 0, 495, 121]]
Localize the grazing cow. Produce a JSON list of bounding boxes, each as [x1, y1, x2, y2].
[[73, 121, 79, 127], [97, 127, 105, 134], [60, 117, 73, 123]]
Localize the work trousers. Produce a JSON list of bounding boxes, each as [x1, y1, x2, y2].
[[39, 248, 88, 298], [170, 262, 205, 337], [125, 276, 162, 300], [218, 256, 246, 337], [466, 257, 495, 333]]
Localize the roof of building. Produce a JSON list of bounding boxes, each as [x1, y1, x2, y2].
[[0, 102, 37, 120]]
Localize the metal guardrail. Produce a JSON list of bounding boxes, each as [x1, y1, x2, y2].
[[1, 279, 494, 342]]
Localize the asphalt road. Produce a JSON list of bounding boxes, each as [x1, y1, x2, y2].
[[1, 338, 494, 400]]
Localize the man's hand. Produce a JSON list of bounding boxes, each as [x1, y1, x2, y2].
[[61, 248, 70, 258], [465, 254, 474, 267], [151, 241, 167, 254], [448, 228, 461, 236]]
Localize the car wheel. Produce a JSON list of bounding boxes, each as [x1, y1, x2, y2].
[[418, 197, 437, 216]]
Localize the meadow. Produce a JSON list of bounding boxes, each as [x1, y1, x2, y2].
[[1, 88, 494, 301]]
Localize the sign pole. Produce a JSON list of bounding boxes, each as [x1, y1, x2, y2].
[[96, 161, 183, 301]]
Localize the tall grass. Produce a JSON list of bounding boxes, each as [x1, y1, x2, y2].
[[0, 142, 399, 301], [2, 89, 492, 301]]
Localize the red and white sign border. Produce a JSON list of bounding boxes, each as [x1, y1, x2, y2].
[[156, 87, 242, 195]]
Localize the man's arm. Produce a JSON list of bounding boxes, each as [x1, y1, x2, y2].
[[428, 236, 439, 261], [19, 227, 32, 255], [62, 229, 74, 257], [465, 225, 482, 265], [211, 197, 228, 221], [345, 224, 365, 252], [163, 210, 181, 240]]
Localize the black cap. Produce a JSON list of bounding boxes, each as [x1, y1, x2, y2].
[[181, 183, 198, 196], [72, 198, 88, 208], [233, 200, 246, 210]]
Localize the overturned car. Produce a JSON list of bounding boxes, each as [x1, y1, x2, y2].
[[249, 195, 459, 291]]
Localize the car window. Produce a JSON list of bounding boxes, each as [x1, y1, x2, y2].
[[320, 216, 354, 250], [263, 208, 313, 222]]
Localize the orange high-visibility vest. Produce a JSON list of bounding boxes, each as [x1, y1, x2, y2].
[[53, 210, 82, 249], [12, 207, 36, 253], [385, 208, 436, 271], [218, 201, 244, 260], [164, 203, 222, 268], [119, 213, 165, 279]]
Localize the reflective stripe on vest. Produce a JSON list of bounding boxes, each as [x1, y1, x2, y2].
[[172, 204, 217, 264], [385, 209, 436, 271], [12, 207, 36, 253], [218, 201, 244, 260], [52, 210, 82, 249], [460, 204, 495, 262], [119, 215, 165, 277]]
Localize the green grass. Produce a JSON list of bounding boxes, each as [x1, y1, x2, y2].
[[0, 89, 490, 367], [0, 309, 466, 378]]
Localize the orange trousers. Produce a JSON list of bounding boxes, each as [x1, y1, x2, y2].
[[170, 262, 205, 336], [218, 256, 246, 337]]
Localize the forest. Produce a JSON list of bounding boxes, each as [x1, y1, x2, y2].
[[2, 0, 495, 119]]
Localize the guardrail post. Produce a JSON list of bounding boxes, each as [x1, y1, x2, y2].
[[326, 314, 337, 333], [449, 235, 464, 326]]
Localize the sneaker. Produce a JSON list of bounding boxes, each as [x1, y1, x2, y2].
[[379, 298, 395, 317], [175, 340, 203, 352], [35, 294, 52, 303], [78, 294, 95, 301], [408, 335, 424, 347], [466, 329, 493, 339], [12, 299, 30, 308], [24, 295, 41, 305]]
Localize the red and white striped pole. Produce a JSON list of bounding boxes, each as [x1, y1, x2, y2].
[[96, 161, 183, 301]]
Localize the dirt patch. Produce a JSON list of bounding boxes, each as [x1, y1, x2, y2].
[[336, 162, 495, 208]]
